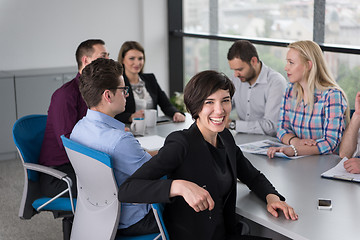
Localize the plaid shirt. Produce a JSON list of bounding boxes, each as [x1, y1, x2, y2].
[[277, 84, 347, 154]]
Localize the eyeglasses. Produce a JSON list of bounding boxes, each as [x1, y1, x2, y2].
[[112, 86, 129, 95]]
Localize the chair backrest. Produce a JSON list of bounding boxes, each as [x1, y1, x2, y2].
[[152, 203, 170, 240], [13, 114, 47, 219], [13, 114, 47, 181], [61, 135, 120, 240]]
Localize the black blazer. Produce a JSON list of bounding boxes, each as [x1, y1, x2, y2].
[[115, 73, 180, 123], [118, 123, 284, 240]]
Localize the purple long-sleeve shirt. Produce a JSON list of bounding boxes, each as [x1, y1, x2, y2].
[[39, 73, 88, 166]]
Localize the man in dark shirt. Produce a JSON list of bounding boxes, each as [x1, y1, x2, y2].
[[39, 39, 109, 197]]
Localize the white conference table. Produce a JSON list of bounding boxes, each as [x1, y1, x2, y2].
[[143, 114, 359, 240], [234, 134, 360, 240]]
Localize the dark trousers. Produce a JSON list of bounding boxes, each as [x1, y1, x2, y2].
[[116, 209, 159, 236], [226, 221, 272, 240], [39, 163, 77, 198]]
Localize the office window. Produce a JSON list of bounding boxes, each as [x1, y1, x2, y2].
[[173, 0, 360, 109], [184, 0, 314, 41], [326, 51, 360, 109], [325, 0, 360, 46], [184, 38, 287, 84], [323, 0, 360, 109]]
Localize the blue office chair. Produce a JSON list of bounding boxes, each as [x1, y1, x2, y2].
[[61, 135, 169, 240], [151, 203, 169, 240], [13, 114, 76, 240]]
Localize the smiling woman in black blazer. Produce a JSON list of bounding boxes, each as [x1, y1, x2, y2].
[[114, 41, 185, 123], [118, 70, 298, 240]]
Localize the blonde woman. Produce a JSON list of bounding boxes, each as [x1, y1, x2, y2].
[[268, 40, 349, 158]]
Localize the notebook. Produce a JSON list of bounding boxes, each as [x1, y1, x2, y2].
[[136, 135, 165, 151], [321, 157, 360, 183], [157, 115, 171, 123], [238, 139, 305, 159]]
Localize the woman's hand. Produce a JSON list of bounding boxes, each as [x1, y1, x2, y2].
[[267, 146, 295, 158], [170, 180, 215, 212], [173, 112, 186, 122], [266, 194, 298, 221], [344, 158, 360, 174], [291, 138, 317, 146], [130, 110, 144, 122]]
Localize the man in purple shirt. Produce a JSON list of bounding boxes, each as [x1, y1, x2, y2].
[[39, 39, 109, 197]]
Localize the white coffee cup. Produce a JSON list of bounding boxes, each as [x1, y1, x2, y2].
[[145, 109, 157, 128], [130, 118, 146, 136]]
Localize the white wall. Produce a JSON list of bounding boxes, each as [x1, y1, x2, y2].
[[0, 0, 169, 92], [142, 0, 169, 92]]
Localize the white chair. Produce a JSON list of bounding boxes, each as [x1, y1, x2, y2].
[[61, 135, 168, 240]]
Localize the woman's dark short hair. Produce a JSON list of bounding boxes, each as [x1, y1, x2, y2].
[[184, 70, 235, 120], [80, 58, 123, 108], [118, 41, 145, 73]]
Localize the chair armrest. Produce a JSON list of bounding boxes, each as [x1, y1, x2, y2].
[[24, 162, 76, 213], [23, 163, 67, 180]]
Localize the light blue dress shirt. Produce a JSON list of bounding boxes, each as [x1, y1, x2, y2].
[[70, 109, 151, 229]]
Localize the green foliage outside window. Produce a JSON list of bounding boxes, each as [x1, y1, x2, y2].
[[337, 64, 360, 110], [170, 92, 187, 113]]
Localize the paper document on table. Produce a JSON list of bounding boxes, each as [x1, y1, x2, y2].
[[321, 157, 360, 182], [136, 135, 165, 151], [237, 139, 305, 159]]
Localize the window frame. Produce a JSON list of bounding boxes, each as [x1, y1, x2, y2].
[[168, 0, 360, 96]]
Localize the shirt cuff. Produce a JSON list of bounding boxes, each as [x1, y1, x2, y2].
[[235, 120, 264, 134], [235, 120, 248, 133], [277, 129, 287, 142], [316, 139, 333, 154]]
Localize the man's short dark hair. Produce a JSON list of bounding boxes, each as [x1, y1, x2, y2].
[[227, 40, 259, 63], [79, 58, 123, 108], [184, 70, 235, 120], [75, 39, 105, 70]]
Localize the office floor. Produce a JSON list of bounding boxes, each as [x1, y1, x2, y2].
[[0, 156, 289, 240], [0, 158, 62, 240]]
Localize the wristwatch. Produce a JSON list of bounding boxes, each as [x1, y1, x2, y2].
[[229, 120, 236, 130]]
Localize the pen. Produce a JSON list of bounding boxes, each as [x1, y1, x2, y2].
[[333, 175, 353, 181]]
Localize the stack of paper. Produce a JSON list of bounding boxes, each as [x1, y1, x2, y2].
[[238, 139, 305, 159], [321, 157, 360, 182], [136, 135, 165, 151]]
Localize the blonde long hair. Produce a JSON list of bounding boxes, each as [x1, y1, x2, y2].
[[288, 40, 350, 123]]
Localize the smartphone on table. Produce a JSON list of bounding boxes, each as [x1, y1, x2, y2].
[[317, 198, 332, 210]]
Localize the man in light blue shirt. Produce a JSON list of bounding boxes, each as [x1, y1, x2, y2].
[[70, 58, 158, 236]]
